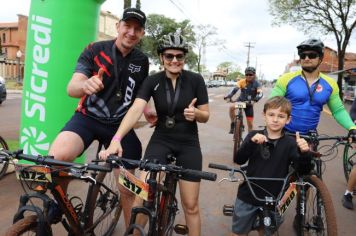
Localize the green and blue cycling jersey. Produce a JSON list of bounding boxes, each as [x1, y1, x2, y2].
[[270, 70, 356, 134]]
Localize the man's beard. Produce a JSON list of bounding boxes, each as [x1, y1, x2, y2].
[[302, 65, 319, 73]]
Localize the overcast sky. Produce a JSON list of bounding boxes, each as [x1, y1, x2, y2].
[[2, 0, 356, 80]]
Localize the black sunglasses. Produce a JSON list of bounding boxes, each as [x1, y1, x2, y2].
[[299, 52, 319, 60], [163, 53, 185, 62], [245, 74, 255, 76]]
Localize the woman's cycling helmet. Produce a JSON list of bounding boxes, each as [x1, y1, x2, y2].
[[245, 66, 256, 74], [157, 31, 189, 54], [297, 39, 324, 57]]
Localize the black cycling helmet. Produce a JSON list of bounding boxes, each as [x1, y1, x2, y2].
[[157, 31, 189, 54], [297, 38, 324, 57], [245, 66, 256, 74]]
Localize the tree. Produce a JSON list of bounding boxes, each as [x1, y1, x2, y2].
[[192, 24, 220, 73], [124, 0, 131, 9], [139, 14, 198, 69], [269, 0, 356, 98], [217, 61, 242, 81], [136, 0, 141, 9]]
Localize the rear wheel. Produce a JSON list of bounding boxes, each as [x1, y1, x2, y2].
[[297, 175, 337, 236], [158, 191, 176, 236], [4, 215, 53, 236], [233, 119, 243, 161], [343, 143, 355, 182], [86, 166, 122, 236], [0, 136, 9, 179]]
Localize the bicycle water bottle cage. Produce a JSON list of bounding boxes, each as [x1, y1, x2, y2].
[[174, 224, 189, 235]]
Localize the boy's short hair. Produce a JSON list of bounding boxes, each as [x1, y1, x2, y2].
[[263, 96, 291, 116]]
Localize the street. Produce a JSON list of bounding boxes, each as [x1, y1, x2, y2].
[[0, 87, 355, 235]]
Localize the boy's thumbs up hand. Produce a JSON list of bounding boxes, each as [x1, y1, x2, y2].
[[83, 68, 105, 95], [184, 98, 197, 121], [296, 131, 309, 153]]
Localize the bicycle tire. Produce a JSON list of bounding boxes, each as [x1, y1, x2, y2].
[[0, 136, 9, 179], [86, 166, 122, 236], [297, 175, 337, 236], [4, 215, 53, 236], [158, 191, 176, 236], [233, 119, 243, 161], [343, 143, 355, 182]]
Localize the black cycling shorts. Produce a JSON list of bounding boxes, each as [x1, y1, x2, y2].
[[143, 132, 202, 182], [244, 105, 254, 118], [62, 112, 142, 169]]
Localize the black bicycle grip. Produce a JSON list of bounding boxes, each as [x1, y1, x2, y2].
[[181, 169, 217, 181], [208, 163, 232, 171]]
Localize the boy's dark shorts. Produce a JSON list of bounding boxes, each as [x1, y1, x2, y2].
[[62, 112, 142, 169], [232, 198, 283, 234]]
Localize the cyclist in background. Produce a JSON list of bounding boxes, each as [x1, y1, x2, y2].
[[342, 98, 356, 210], [99, 31, 209, 236], [224, 67, 263, 134], [270, 38, 356, 136], [48, 8, 150, 227], [232, 96, 312, 236], [270, 38, 356, 216]]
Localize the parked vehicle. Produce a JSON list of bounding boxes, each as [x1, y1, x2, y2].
[[0, 76, 7, 105]]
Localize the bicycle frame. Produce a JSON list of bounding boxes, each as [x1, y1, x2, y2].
[[209, 161, 337, 236], [1, 151, 119, 236]]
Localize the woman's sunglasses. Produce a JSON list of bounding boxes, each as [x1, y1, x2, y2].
[[163, 53, 185, 62]]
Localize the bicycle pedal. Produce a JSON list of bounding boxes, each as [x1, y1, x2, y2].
[[174, 224, 189, 235], [223, 204, 234, 216]]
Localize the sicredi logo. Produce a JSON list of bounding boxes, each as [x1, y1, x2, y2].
[[21, 127, 50, 155], [21, 14, 52, 155]]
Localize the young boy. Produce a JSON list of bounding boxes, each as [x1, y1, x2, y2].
[[232, 96, 312, 236]]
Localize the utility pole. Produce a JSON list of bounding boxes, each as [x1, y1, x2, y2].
[[244, 42, 255, 67]]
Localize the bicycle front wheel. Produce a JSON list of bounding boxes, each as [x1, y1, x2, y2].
[[299, 175, 337, 236], [343, 143, 355, 182], [4, 215, 53, 236], [0, 136, 9, 179], [86, 166, 122, 236], [233, 119, 243, 161]]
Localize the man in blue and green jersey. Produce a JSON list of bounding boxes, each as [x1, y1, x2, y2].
[[270, 38, 356, 212], [270, 39, 356, 135]]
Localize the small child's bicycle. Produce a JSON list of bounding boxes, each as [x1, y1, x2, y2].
[[209, 159, 337, 236]]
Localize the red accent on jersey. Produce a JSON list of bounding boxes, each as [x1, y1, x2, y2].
[[94, 56, 111, 77], [100, 51, 113, 64]]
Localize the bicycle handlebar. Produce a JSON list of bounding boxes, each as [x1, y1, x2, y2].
[[107, 155, 217, 181], [0, 149, 112, 172], [209, 162, 292, 203]]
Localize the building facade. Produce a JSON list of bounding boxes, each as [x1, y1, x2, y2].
[[0, 11, 119, 80]]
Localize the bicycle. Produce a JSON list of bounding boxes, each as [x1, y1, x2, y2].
[[104, 154, 217, 236], [0, 149, 122, 236], [286, 131, 350, 181], [225, 97, 253, 161], [209, 159, 338, 236], [0, 135, 9, 179]]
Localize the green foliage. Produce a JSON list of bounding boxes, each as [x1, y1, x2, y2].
[[135, 0, 141, 9], [124, 0, 131, 9], [6, 140, 19, 151]]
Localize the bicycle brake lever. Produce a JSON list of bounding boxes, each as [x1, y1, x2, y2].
[[218, 177, 240, 183]]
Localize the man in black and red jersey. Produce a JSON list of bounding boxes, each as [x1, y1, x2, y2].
[[48, 7, 151, 227]]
